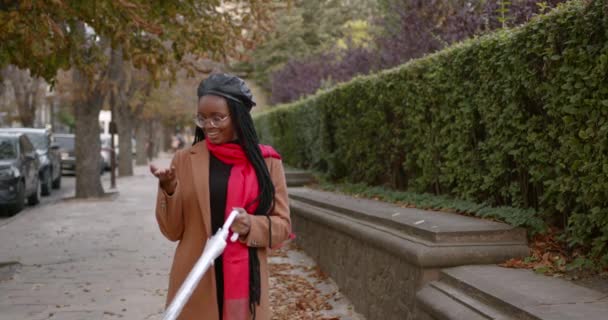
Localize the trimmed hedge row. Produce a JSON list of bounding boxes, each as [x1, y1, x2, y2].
[[254, 0, 608, 263]]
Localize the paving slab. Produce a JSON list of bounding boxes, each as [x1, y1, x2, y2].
[[0, 153, 362, 320], [269, 241, 364, 320]]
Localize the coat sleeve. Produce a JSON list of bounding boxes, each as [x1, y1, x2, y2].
[[155, 151, 185, 242], [242, 157, 292, 248]]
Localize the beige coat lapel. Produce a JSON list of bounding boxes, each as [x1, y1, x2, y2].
[[189, 142, 211, 235]]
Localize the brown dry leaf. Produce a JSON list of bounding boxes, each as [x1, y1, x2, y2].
[[269, 242, 337, 320], [499, 227, 572, 275]]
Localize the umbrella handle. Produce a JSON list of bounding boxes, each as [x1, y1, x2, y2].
[[226, 209, 240, 242], [230, 232, 239, 242]]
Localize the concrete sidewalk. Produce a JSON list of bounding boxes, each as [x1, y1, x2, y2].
[[0, 153, 362, 320]]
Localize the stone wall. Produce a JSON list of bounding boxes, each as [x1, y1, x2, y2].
[[288, 187, 529, 320], [296, 216, 420, 319]]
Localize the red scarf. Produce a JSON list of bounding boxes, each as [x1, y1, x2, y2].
[[206, 139, 280, 320]]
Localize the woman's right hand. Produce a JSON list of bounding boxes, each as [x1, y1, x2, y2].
[[150, 164, 177, 194]]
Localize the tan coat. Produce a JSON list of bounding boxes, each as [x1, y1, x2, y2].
[[155, 142, 291, 320]]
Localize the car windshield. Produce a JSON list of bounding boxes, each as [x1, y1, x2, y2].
[[25, 132, 48, 151], [55, 136, 75, 151], [0, 138, 17, 160]]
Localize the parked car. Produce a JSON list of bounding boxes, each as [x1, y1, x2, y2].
[[0, 128, 61, 195], [55, 133, 105, 175], [0, 133, 41, 216]]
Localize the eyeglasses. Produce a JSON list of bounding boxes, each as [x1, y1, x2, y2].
[[194, 114, 230, 128]]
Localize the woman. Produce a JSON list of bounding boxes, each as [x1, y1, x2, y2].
[[150, 73, 291, 320]]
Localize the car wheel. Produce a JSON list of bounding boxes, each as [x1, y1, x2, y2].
[[6, 180, 25, 216], [41, 169, 52, 196], [52, 171, 61, 189], [27, 178, 40, 205]]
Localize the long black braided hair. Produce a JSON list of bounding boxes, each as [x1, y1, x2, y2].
[[193, 95, 275, 318]]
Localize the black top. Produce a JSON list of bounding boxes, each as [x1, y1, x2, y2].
[[209, 153, 232, 319]]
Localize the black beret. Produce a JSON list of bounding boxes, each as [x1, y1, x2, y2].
[[197, 73, 256, 110]]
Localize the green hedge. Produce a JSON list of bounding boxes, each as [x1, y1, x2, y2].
[[254, 0, 608, 263]]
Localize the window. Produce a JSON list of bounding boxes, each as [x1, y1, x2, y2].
[[25, 132, 48, 151], [20, 136, 34, 154], [55, 136, 75, 151], [0, 138, 17, 160]]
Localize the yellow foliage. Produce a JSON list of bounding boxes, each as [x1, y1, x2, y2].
[[336, 20, 372, 49]]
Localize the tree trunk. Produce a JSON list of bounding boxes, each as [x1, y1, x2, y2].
[[132, 83, 152, 166], [6, 65, 43, 127], [108, 47, 135, 177], [71, 23, 109, 198], [135, 123, 148, 165], [116, 110, 134, 176], [162, 123, 172, 152], [73, 68, 105, 198], [0, 67, 7, 97], [153, 119, 163, 157]]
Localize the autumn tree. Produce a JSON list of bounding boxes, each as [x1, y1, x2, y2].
[[241, 0, 378, 90], [107, 47, 155, 177], [258, 0, 568, 104], [144, 71, 204, 145], [0, 0, 270, 198], [0, 65, 47, 127]]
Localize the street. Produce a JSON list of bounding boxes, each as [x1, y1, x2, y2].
[[0, 173, 110, 228], [0, 156, 362, 320]]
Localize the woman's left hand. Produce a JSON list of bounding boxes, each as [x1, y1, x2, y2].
[[230, 208, 251, 236]]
